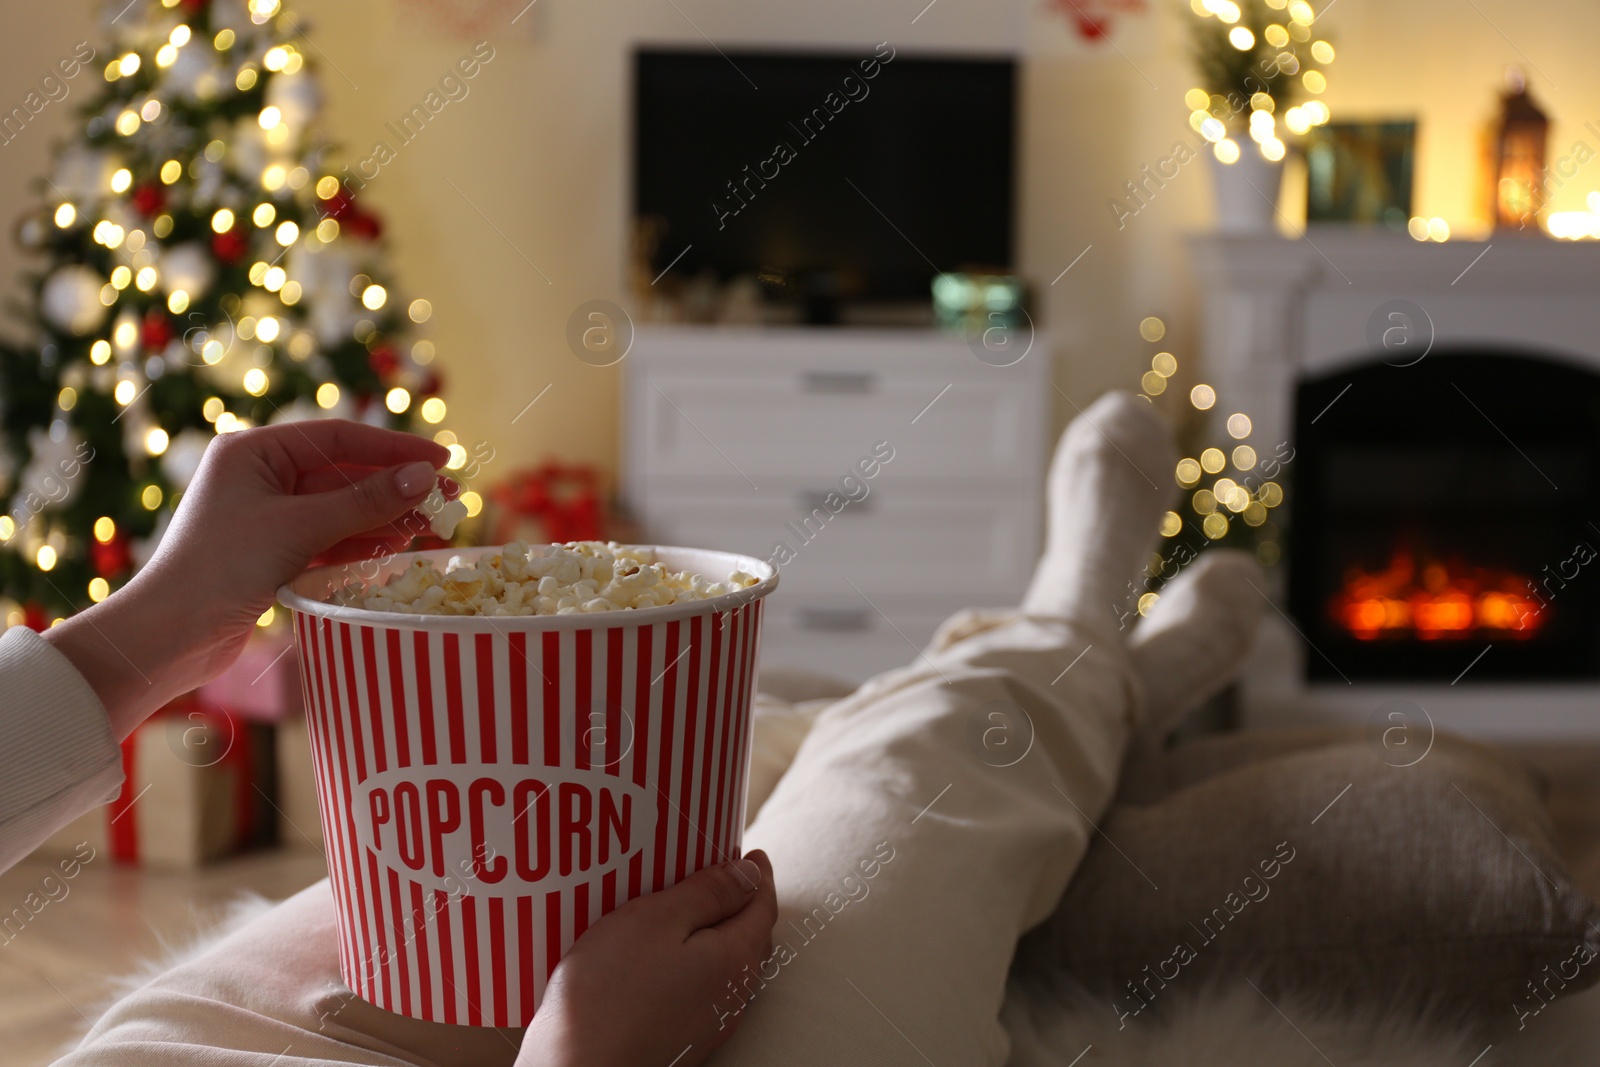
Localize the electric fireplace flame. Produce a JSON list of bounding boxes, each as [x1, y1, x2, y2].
[[1329, 549, 1546, 641]]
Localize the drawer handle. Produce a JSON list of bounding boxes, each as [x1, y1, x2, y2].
[[801, 371, 877, 394], [797, 607, 873, 633], [796, 490, 873, 514]]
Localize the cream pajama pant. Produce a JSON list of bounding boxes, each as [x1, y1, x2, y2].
[[57, 608, 1136, 1067]]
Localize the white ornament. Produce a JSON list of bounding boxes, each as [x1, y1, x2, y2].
[[160, 429, 212, 491], [16, 212, 48, 250], [99, 201, 141, 240], [294, 245, 363, 346], [165, 46, 216, 100], [40, 266, 109, 335], [290, 241, 353, 291], [266, 71, 321, 132], [51, 146, 113, 203], [191, 156, 225, 207], [118, 409, 150, 468], [308, 300, 362, 350], [229, 117, 268, 185], [16, 426, 89, 513], [160, 243, 216, 299]]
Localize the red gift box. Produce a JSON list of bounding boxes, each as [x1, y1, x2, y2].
[[41, 698, 275, 868], [196, 629, 302, 723], [487, 462, 610, 546]]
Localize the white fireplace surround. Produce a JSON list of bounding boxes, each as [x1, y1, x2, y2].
[[1191, 230, 1600, 740]]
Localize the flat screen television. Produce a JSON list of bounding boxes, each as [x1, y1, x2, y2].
[[632, 47, 1016, 311]]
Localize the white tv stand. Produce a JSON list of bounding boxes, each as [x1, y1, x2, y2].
[[623, 326, 1050, 683]]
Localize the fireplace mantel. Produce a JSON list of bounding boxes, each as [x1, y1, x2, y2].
[[1190, 230, 1600, 740], [1191, 231, 1600, 459]]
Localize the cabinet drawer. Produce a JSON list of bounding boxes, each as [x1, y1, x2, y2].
[[632, 373, 1039, 486], [633, 493, 1038, 607]]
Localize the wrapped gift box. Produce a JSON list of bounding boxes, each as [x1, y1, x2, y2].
[[41, 701, 276, 868], [196, 629, 302, 723], [275, 713, 326, 853]]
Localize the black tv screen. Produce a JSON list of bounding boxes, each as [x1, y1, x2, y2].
[[632, 47, 1016, 303]]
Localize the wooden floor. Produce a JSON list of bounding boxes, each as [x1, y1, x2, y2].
[[3, 745, 1599, 1065], [0, 846, 327, 1065]]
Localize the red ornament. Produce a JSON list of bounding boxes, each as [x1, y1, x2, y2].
[[320, 191, 354, 219], [211, 226, 249, 264], [343, 210, 383, 241], [418, 371, 443, 397], [1043, 0, 1146, 41], [130, 183, 166, 217], [142, 310, 173, 350], [22, 602, 49, 632], [316, 190, 383, 239], [179, 0, 208, 11], [92, 532, 134, 578], [367, 344, 399, 378]]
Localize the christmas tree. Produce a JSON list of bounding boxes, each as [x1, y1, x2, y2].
[[0, 0, 451, 627], [1184, 0, 1336, 163]]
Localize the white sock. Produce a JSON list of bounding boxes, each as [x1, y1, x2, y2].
[[1022, 391, 1178, 628], [1127, 549, 1266, 743]]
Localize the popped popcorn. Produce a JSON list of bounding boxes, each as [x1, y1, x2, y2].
[[421, 484, 469, 540], [331, 541, 761, 617]]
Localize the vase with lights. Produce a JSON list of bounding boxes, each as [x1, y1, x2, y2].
[[0, 0, 459, 627], [1186, 0, 1336, 233], [1491, 66, 1550, 232]]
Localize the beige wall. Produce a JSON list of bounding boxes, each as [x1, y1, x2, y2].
[[1, 0, 1595, 488]]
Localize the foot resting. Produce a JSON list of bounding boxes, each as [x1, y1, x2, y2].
[[1022, 391, 1178, 626], [1127, 549, 1266, 742]]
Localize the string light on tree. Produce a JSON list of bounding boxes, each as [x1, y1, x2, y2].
[[1131, 317, 1287, 563], [0, 0, 455, 623], [1185, 0, 1336, 163]]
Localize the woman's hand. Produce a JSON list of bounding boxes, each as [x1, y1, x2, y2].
[[45, 419, 447, 738], [519, 850, 779, 1067]]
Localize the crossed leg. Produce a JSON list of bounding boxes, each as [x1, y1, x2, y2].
[[706, 393, 1182, 1065]]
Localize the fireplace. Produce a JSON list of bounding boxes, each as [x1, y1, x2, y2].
[[1288, 350, 1600, 683], [1190, 230, 1600, 738]]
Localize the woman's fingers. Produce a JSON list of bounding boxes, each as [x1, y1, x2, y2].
[[653, 853, 766, 936], [703, 850, 778, 953], [288, 463, 440, 554], [308, 530, 422, 568], [293, 464, 387, 495], [296, 465, 459, 499], [266, 419, 448, 474]]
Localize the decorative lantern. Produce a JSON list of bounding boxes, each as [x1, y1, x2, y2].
[[1493, 66, 1549, 231]]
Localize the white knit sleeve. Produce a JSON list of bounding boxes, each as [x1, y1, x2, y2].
[[0, 627, 123, 874]]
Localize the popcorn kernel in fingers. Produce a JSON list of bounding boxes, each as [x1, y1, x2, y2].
[[419, 481, 469, 540]]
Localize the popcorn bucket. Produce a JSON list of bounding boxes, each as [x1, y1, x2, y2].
[[278, 546, 777, 1026]]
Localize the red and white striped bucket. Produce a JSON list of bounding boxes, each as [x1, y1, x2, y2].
[[278, 546, 777, 1026]]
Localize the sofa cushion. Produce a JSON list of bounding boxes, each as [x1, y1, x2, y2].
[[1021, 728, 1600, 1025]]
